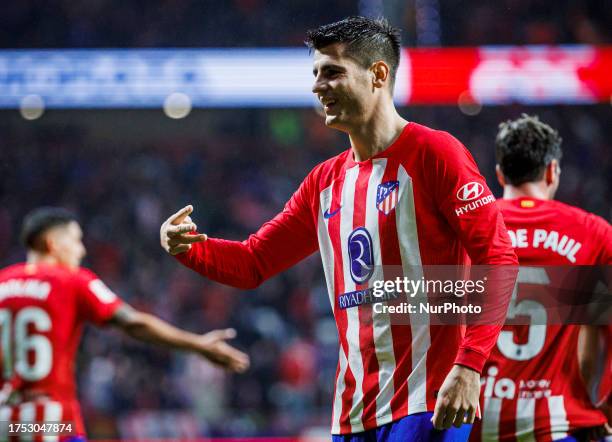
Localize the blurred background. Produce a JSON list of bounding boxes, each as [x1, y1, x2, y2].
[[0, 0, 610, 440]]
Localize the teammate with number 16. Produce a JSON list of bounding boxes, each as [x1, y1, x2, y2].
[[0, 208, 250, 441]]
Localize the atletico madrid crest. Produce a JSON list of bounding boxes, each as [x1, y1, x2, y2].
[[376, 181, 400, 215]]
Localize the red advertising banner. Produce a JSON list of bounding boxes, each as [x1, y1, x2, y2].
[[401, 46, 612, 105]]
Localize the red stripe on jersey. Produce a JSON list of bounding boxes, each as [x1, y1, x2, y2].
[[35, 403, 44, 442], [499, 398, 517, 442], [352, 162, 381, 427], [9, 405, 19, 442], [330, 362, 341, 429], [328, 174, 356, 434], [471, 414, 483, 442], [536, 399, 553, 442]]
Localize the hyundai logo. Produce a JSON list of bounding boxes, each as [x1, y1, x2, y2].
[[456, 182, 484, 201]]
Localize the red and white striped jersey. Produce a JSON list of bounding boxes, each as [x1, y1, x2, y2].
[[0, 263, 123, 439], [177, 122, 517, 434], [472, 198, 612, 442]]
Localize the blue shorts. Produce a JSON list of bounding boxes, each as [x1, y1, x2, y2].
[[332, 412, 472, 442], [554, 429, 605, 442]]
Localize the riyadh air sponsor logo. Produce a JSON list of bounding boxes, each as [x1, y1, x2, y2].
[[338, 287, 400, 309], [348, 227, 374, 284], [457, 181, 485, 201]]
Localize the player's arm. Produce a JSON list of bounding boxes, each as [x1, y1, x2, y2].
[[109, 304, 249, 372], [426, 131, 518, 430], [577, 325, 612, 439], [161, 170, 319, 289], [580, 219, 612, 437], [578, 325, 601, 393], [78, 272, 249, 373]]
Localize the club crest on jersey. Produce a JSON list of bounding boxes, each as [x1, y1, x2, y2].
[[348, 227, 374, 284], [376, 180, 399, 215]]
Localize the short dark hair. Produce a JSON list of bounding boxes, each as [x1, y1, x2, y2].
[[495, 114, 563, 186], [21, 207, 78, 251], [305, 16, 401, 91]]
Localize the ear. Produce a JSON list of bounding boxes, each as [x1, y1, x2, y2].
[[42, 231, 56, 254], [495, 165, 506, 187], [544, 160, 557, 185], [371, 61, 389, 89]]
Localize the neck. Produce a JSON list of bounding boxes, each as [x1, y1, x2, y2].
[[348, 102, 407, 162], [26, 251, 58, 266], [503, 181, 551, 200]]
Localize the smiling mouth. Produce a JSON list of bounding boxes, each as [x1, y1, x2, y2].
[[323, 100, 337, 112]]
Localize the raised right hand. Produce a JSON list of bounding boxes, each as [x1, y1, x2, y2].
[[160, 205, 207, 255]]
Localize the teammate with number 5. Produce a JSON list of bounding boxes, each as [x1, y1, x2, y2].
[[0, 208, 250, 441], [471, 115, 612, 441]]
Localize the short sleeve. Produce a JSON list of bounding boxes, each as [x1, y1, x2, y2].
[[76, 269, 123, 325]]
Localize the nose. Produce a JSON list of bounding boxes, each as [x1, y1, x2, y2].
[[312, 74, 327, 95]]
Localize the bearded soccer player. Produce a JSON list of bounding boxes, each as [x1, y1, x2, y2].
[[471, 115, 612, 442], [0, 208, 249, 441], [161, 17, 517, 441]]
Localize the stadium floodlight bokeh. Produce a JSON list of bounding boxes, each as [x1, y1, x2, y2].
[[0, 1, 610, 441]]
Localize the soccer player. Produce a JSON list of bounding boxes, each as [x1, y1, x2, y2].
[[0, 207, 249, 441], [161, 16, 517, 441], [472, 114, 612, 441]]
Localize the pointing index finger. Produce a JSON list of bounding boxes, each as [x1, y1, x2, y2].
[[170, 205, 193, 225]]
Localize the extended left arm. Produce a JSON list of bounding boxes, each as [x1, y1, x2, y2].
[[110, 304, 249, 372]]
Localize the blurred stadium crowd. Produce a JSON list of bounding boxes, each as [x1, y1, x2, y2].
[[0, 104, 609, 438], [1, 0, 610, 48]]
